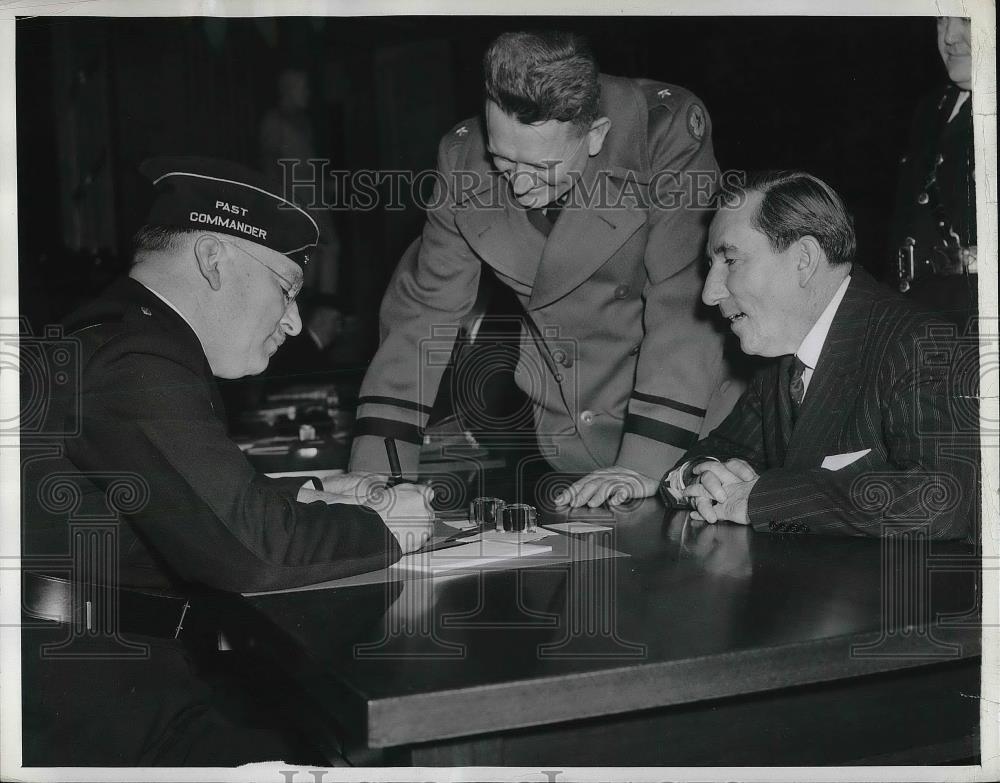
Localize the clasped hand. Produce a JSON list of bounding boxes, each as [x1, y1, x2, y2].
[[682, 459, 759, 525]]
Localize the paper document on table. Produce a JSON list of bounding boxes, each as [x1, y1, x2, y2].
[[544, 521, 614, 533], [265, 468, 346, 481], [438, 516, 477, 531], [394, 539, 552, 573], [482, 528, 554, 543]]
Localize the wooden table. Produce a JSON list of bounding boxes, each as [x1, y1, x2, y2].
[[232, 493, 980, 766]]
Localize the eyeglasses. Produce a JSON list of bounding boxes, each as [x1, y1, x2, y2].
[[491, 132, 588, 186], [220, 239, 302, 308]]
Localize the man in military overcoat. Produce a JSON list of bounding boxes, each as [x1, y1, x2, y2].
[[351, 31, 738, 504]]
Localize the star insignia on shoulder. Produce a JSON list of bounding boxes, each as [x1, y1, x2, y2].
[[455, 125, 469, 136], [657, 88, 672, 98]]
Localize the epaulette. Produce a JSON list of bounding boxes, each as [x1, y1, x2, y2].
[[637, 80, 708, 144], [636, 79, 690, 113], [442, 117, 478, 151]]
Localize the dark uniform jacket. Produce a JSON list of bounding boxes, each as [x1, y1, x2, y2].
[[350, 74, 738, 476], [22, 277, 401, 594], [677, 270, 976, 540], [888, 83, 976, 321]]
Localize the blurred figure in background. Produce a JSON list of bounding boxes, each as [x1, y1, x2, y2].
[[260, 67, 341, 298], [888, 16, 977, 329]]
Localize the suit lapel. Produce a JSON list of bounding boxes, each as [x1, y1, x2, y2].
[[760, 359, 790, 468], [775, 356, 795, 454], [784, 273, 871, 466]]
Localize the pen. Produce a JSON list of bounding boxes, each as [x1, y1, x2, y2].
[[384, 437, 404, 487], [412, 527, 482, 555]]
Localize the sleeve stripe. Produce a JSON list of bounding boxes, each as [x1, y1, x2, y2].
[[625, 413, 698, 450], [354, 417, 424, 445], [357, 395, 434, 414], [356, 402, 428, 429], [631, 391, 706, 418]]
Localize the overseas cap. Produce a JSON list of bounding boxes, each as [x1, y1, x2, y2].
[[139, 156, 319, 267]]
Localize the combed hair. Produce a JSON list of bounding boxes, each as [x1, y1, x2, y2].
[[483, 31, 600, 130], [131, 225, 197, 263], [720, 171, 856, 265]]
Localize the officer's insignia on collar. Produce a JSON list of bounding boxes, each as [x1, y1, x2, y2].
[[303, 253, 310, 265], [657, 88, 672, 99], [455, 125, 469, 136], [687, 104, 706, 141]]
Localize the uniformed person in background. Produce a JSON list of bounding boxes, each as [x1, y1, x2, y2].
[[260, 67, 342, 298], [349, 31, 739, 505], [21, 156, 433, 765], [888, 16, 977, 329]]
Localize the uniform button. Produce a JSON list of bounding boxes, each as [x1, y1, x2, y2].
[[628, 344, 640, 356], [917, 192, 929, 205], [613, 284, 631, 300], [579, 410, 595, 425]]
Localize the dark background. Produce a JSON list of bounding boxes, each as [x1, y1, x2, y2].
[[16, 15, 945, 351]]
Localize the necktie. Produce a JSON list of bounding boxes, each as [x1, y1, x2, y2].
[[527, 197, 565, 238], [777, 354, 807, 455], [788, 356, 807, 416]]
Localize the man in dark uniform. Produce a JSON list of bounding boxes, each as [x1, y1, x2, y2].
[[889, 16, 977, 329], [20, 157, 433, 765], [350, 31, 739, 506]]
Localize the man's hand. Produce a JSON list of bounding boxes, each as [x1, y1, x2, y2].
[[690, 459, 758, 503], [296, 482, 435, 554], [320, 471, 388, 499], [370, 483, 436, 554], [553, 466, 659, 508], [682, 477, 758, 525]]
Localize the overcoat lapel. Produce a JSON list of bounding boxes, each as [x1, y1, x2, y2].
[[528, 165, 647, 310], [454, 193, 542, 287]]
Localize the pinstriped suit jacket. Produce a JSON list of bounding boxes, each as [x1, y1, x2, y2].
[[680, 269, 977, 540]]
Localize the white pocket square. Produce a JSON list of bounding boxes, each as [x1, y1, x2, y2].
[[821, 448, 871, 471]]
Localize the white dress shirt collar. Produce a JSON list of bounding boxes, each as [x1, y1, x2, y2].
[[795, 274, 851, 396], [948, 90, 970, 123]]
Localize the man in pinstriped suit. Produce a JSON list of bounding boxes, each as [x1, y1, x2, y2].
[[656, 170, 976, 539]]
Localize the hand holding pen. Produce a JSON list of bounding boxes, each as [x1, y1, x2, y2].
[[380, 437, 479, 553], [384, 437, 405, 487]]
